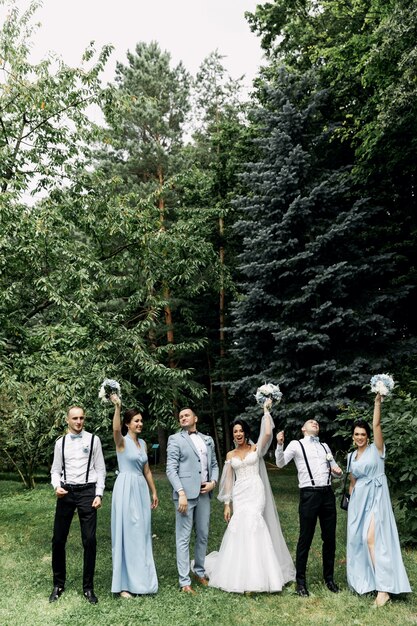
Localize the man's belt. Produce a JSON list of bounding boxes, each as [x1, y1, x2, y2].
[[301, 486, 332, 491], [61, 482, 96, 491]]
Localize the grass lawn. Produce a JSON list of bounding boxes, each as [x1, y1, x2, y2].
[[0, 465, 416, 626]]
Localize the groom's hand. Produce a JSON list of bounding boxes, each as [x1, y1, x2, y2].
[[178, 492, 188, 514], [200, 481, 215, 494], [276, 431, 285, 446]]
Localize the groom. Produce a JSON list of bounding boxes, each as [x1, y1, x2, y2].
[[166, 407, 219, 593]]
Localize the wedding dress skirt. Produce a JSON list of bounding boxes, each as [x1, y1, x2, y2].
[[205, 450, 295, 593]]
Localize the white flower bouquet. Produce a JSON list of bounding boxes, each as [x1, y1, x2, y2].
[[98, 378, 121, 403], [255, 383, 282, 406], [370, 373, 394, 399]]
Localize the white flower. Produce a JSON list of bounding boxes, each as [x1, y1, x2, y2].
[[326, 453, 334, 462], [99, 378, 121, 403], [370, 374, 395, 397], [255, 383, 283, 406]]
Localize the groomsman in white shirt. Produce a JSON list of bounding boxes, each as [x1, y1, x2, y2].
[[275, 419, 342, 597], [49, 406, 106, 604]]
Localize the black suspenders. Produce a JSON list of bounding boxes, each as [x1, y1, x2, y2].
[[61, 434, 95, 484], [299, 440, 331, 486], [85, 435, 95, 483]]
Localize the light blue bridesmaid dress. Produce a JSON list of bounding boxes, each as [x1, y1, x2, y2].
[[346, 443, 411, 595], [111, 436, 158, 594]]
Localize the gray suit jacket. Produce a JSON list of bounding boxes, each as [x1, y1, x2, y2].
[[166, 430, 219, 500]]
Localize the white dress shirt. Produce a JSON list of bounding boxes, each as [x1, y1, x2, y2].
[[189, 432, 208, 483], [50, 431, 106, 496], [275, 436, 336, 488]]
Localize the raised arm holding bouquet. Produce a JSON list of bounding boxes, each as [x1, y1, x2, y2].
[[203, 385, 295, 593], [346, 375, 411, 606]]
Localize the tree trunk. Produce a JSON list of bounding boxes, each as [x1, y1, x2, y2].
[[219, 215, 231, 452]]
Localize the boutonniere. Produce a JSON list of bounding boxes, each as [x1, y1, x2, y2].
[[82, 442, 90, 454], [326, 453, 333, 462]]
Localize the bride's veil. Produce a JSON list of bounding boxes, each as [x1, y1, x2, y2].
[[256, 411, 296, 581]]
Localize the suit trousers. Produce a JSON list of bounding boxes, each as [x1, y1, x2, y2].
[[296, 486, 336, 586], [51, 484, 97, 591], [175, 492, 210, 587]]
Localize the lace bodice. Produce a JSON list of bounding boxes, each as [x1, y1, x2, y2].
[[231, 450, 259, 481]]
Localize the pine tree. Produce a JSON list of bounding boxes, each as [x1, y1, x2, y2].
[[230, 69, 415, 432]]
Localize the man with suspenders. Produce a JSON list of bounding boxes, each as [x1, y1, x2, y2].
[[275, 419, 342, 597], [49, 406, 106, 604]]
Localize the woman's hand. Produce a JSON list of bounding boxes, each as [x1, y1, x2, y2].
[[151, 493, 159, 509], [264, 398, 273, 411], [110, 393, 121, 407], [224, 503, 231, 523]]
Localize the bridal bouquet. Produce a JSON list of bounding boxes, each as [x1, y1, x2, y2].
[[370, 373, 394, 398], [255, 383, 282, 406], [98, 378, 121, 403]]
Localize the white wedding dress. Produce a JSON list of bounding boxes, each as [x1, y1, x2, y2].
[[204, 412, 295, 593]]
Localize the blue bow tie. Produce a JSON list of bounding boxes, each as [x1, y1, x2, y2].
[[310, 436, 320, 443], [70, 433, 83, 440]]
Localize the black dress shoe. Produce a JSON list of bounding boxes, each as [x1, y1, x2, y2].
[[49, 586, 64, 603], [326, 580, 340, 593], [296, 584, 310, 597], [84, 589, 98, 604]]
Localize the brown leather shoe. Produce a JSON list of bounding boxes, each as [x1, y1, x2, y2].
[[180, 585, 197, 594], [193, 574, 209, 586]]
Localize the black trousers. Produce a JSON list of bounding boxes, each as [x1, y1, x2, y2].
[[51, 484, 97, 591], [296, 486, 337, 586]]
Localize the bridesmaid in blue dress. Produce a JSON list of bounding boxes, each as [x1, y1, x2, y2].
[[110, 395, 158, 597], [347, 392, 411, 607]]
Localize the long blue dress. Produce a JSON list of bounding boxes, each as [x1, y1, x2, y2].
[[347, 443, 411, 595], [111, 436, 158, 594]]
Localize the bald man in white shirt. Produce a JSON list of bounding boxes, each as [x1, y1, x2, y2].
[[49, 406, 106, 604], [276, 419, 342, 597]]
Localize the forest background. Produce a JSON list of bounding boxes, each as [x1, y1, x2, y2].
[[1, 0, 417, 542]]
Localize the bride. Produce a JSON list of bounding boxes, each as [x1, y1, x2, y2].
[[204, 399, 295, 593]]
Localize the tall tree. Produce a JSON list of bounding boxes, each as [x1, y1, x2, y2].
[[244, 0, 417, 394], [189, 51, 254, 454], [230, 69, 414, 432], [0, 0, 113, 486], [96, 42, 221, 459], [0, 6, 209, 484]]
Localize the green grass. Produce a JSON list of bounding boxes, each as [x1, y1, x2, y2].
[[0, 466, 416, 626]]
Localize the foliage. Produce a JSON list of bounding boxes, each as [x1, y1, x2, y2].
[[335, 391, 417, 544], [0, 0, 112, 197], [246, 0, 417, 392], [229, 68, 413, 432], [0, 6, 214, 485]]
